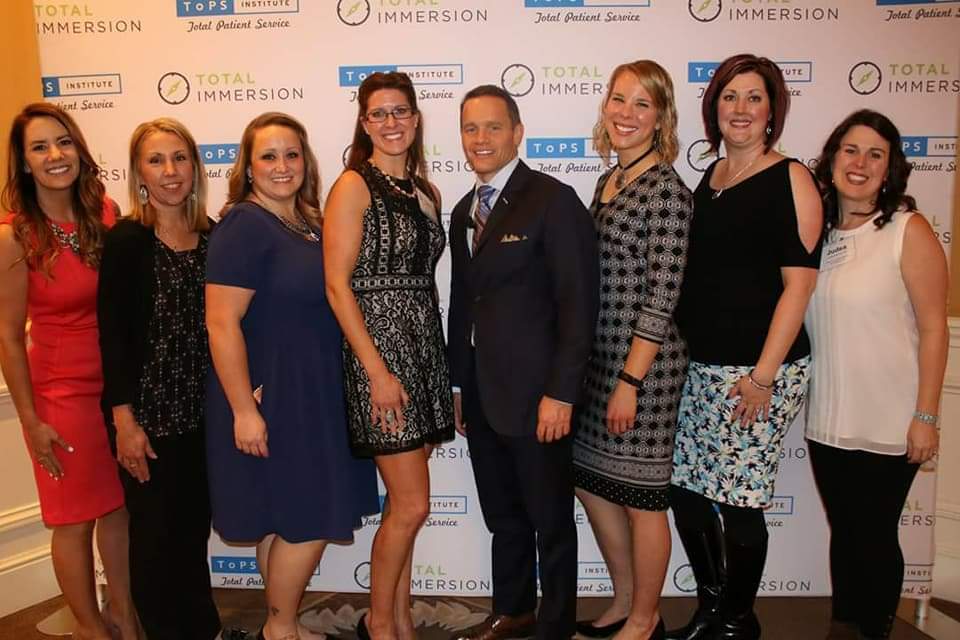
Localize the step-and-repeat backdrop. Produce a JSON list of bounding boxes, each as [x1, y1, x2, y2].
[[33, 0, 956, 598]]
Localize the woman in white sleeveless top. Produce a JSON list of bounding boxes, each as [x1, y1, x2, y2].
[[805, 109, 947, 640]]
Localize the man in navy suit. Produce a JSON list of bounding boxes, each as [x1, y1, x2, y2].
[[447, 85, 599, 640]]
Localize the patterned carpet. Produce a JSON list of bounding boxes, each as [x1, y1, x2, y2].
[[1, 590, 949, 639]]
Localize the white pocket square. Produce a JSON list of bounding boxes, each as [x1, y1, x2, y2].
[[500, 233, 528, 243]]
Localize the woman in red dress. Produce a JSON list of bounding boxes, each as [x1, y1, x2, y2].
[[0, 103, 139, 640]]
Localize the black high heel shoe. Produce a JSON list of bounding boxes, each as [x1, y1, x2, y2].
[[576, 617, 628, 638], [356, 613, 371, 640]]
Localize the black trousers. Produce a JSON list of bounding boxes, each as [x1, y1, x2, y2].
[[464, 384, 577, 639], [808, 440, 919, 634], [117, 429, 221, 640]]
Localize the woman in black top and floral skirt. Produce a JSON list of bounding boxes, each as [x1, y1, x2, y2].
[[668, 55, 822, 640], [98, 118, 220, 640]]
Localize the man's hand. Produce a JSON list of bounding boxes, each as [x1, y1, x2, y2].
[[536, 396, 572, 443], [453, 392, 467, 436]]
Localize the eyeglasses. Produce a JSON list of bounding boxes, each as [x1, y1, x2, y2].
[[364, 105, 415, 123]]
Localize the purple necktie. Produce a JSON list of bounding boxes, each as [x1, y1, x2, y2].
[[471, 184, 496, 254]]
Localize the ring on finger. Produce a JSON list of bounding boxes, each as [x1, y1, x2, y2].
[[385, 409, 396, 424]]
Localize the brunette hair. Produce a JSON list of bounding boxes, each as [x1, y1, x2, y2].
[[1, 102, 108, 274], [222, 112, 321, 223], [815, 109, 916, 232], [593, 60, 680, 164], [127, 118, 209, 232], [701, 53, 790, 154], [345, 72, 438, 211]]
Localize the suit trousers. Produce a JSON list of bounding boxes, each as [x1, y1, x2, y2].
[[117, 428, 221, 640], [808, 440, 920, 634], [464, 382, 577, 639]]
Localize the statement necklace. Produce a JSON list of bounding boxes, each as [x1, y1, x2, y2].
[[712, 153, 763, 200], [614, 145, 655, 189], [371, 161, 417, 199], [49, 220, 80, 255], [250, 197, 319, 243]]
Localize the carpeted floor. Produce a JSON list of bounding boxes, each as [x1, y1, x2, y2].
[[2, 590, 954, 639]]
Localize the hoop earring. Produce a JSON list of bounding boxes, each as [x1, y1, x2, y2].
[[138, 184, 149, 205], [765, 124, 772, 136]]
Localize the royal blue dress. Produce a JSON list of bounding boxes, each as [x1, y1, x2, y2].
[[205, 202, 380, 543]]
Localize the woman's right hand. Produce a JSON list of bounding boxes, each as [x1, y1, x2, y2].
[[369, 370, 410, 433], [24, 420, 72, 480], [116, 420, 157, 483], [234, 409, 269, 457]]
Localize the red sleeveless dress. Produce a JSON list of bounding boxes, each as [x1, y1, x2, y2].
[[3, 206, 123, 525]]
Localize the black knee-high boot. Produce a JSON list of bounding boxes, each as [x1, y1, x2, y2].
[[714, 535, 766, 640], [665, 515, 725, 640]]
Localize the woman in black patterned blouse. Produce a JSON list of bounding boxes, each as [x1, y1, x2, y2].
[[573, 60, 692, 640], [97, 118, 220, 640]]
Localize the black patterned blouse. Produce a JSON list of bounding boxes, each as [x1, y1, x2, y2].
[[134, 236, 209, 437]]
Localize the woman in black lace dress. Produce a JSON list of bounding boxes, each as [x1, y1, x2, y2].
[[324, 71, 454, 640]]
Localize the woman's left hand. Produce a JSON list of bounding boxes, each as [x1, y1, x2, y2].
[[906, 418, 939, 464], [728, 375, 772, 427], [606, 381, 638, 435]]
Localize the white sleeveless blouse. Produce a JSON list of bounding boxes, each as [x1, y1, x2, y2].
[[805, 210, 919, 455]]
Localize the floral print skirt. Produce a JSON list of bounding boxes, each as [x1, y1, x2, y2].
[[671, 356, 811, 508]]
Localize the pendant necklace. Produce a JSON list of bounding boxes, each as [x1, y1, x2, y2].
[[712, 153, 763, 200], [614, 145, 656, 189], [250, 196, 319, 243]]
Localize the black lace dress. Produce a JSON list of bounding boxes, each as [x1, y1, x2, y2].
[[343, 162, 455, 456]]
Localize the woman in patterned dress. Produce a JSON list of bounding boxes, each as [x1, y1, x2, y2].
[[668, 54, 823, 640], [573, 61, 692, 640], [98, 118, 220, 639], [0, 103, 139, 640], [325, 71, 454, 640]]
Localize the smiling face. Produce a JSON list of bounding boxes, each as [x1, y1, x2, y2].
[[22, 116, 81, 198], [602, 71, 660, 161], [136, 131, 194, 213], [460, 95, 524, 183], [716, 71, 770, 151], [248, 124, 305, 208], [832, 124, 891, 214], [362, 88, 419, 161]]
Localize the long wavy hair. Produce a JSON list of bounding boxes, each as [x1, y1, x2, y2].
[[2, 102, 107, 275], [345, 71, 439, 211], [222, 112, 321, 224], [815, 109, 915, 232], [593, 60, 680, 165], [127, 118, 209, 232]]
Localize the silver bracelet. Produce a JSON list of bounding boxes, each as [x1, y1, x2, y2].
[[913, 411, 939, 426], [746, 370, 773, 392]]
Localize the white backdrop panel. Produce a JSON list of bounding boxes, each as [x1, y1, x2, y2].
[[33, 0, 956, 599]]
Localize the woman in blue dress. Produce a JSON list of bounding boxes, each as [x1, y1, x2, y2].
[[205, 112, 380, 640]]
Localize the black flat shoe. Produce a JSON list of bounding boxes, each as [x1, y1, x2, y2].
[[357, 613, 371, 640], [575, 617, 628, 638], [651, 617, 666, 640]]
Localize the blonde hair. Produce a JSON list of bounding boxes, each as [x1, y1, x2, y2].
[[127, 118, 209, 231], [593, 60, 680, 165]]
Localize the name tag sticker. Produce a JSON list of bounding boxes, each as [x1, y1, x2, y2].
[[822, 236, 855, 271]]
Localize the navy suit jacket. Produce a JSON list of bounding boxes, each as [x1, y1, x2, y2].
[[447, 160, 599, 437]]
